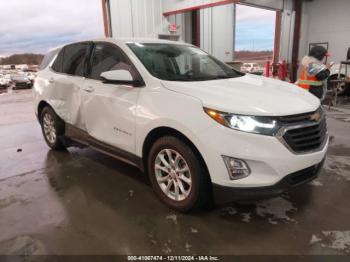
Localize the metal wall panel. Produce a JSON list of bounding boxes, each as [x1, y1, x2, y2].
[[200, 4, 235, 62], [299, 0, 350, 63], [109, 0, 133, 37], [109, 0, 165, 38]]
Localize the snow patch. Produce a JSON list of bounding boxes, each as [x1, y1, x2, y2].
[[221, 207, 237, 216], [185, 242, 192, 252], [256, 197, 297, 224], [166, 214, 178, 225], [162, 243, 172, 254], [324, 156, 350, 181], [241, 213, 251, 223], [322, 231, 350, 252], [311, 231, 350, 253], [309, 180, 323, 187], [310, 235, 322, 244], [190, 227, 198, 233]]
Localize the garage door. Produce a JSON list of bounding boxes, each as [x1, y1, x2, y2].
[[163, 0, 283, 15]]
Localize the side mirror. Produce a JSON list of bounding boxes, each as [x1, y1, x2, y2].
[[100, 70, 144, 87]]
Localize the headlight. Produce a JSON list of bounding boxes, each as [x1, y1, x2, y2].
[[204, 107, 281, 136]]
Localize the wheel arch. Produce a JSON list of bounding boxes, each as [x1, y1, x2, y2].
[[142, 126, 211, 181], [37, 101, 65, 128], [37, 100, 51, 122]]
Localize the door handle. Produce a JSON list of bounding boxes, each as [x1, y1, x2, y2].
[[83, 86, 95, 93]]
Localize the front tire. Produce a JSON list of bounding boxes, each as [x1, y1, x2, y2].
[[147, 136, 210, 212], [40, 106, 66, 150]]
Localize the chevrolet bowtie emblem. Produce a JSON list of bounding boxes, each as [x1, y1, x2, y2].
[[310, 112, 321, 122]]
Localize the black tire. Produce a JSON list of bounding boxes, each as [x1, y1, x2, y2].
[[147, 136, 211, 212], [328, 74, 349, 96], [40, 106, 66, 150]]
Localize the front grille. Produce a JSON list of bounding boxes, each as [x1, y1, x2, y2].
[[282, 118, 327, 153], [279, 108, 328, 153]]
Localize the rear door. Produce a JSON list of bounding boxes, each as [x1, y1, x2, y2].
[[80, 42, 141, 153], [49, 42, 91, 128]]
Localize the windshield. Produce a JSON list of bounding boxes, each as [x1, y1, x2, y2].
[[127, 43, 243, 81]]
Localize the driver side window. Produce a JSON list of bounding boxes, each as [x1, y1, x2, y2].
[[88, 43, 138, 81]]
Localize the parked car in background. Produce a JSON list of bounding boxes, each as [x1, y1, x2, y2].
[[11, 74, 32, 89], [0, 75, 7, 88], [25, 72, 37, 86], [240, 63, 264, 74], [0, 74, 11, 88], [327, 64, 350, 95], [34, 39, 328, 211]]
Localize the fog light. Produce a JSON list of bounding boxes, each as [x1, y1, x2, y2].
[[222, 156, 251, 180]]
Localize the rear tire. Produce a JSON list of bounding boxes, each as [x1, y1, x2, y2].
[[147, 136, 210, 212], [40, 106, 66, 150]]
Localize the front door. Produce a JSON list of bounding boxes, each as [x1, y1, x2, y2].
[[80, 42, 141, 154]]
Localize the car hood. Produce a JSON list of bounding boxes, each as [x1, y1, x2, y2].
[[161, 74, 320, 116]]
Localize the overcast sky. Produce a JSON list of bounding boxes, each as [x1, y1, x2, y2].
[[0, 1, 274, 56], [235, 4, 276, 51], [0, 0, 104, 57]]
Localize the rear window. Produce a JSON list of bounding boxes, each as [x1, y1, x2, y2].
[[39, 48, 60, 71], [61, 43, 90, 76], [51, 42, 90, 76], [51, 49, 64, 73]]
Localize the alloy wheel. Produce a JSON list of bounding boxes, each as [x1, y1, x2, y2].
[[43, 113, 56, 144], [154, 149, 192, 201]]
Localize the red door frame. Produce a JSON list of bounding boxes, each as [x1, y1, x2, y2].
[[191, 10, 200, 47], [291, 0, 303, 82], [101, 0, 110, 37]]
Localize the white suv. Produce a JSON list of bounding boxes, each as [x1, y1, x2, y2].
[[33, 38, 328, 211]]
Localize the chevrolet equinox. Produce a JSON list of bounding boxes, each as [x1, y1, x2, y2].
[[33, 38, 328, 211]]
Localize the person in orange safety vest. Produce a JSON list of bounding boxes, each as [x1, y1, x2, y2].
[[297, 46, 331, 99]]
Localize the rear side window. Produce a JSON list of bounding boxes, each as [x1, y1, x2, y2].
[[62, 43, 90, 76], [88, 43, 138, 81], [51, 49, 64, 72], [51, 43, 90, 76], [40, 48, 60, 71]]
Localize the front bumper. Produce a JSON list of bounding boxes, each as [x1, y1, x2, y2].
[[194, 119, 328, 188], [212, 158, 325, 204]]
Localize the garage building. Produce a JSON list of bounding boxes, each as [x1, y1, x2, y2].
[[101, 0, 350, 81]]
